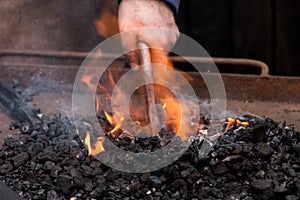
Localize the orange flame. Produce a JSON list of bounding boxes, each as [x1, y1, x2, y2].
[[103, 111, 121, 138], [84, 131, 105, 156], [81, 75, 97, 91], [110, 125, 120, 134], [96, 49, 191, 140], [104, 111, 114, 125], [224, 118, 249, 132], [163, 96, 181, 132], [162, 103, 167, 109]]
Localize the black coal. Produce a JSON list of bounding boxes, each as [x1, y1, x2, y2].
[[0, 80, 299, 200], [0, 108, 299, 200]]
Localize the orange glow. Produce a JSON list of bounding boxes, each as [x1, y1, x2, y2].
[[98, 71, 125, 137], [241, 122, 249, 126], [81, 75, 97, 91], [103, 111, 121, 138], [95, 98, 102, 114], [160, 95, 183, 138], [225, 118, 235, 132], [84, 131, 105, 156], [149, 51, 190, 139], [108, 70, 122, 95], [104, 111, 114, 125], [111, 125, 120, 134], [224, 118, 249, 132], [110, 125, 120, 138], [96, 49, 191, 140]]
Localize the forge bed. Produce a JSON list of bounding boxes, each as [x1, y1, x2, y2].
[[0, 83, 299, 145], [0, 52, 300, 200], [0, 51, 299, 145]]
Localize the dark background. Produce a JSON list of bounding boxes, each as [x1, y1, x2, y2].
[[0, 0, 299, 76], [177, 0, 300, 76]]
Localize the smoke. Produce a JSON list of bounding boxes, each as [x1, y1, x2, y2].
[[25, 70, 74, 117]]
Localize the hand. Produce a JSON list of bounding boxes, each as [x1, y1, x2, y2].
[[118, 0, 179, 69]]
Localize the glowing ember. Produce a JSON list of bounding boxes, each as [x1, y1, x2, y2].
[[224, 118, 249, 133], [236, 119, 250, 126], [84, 131, 105, 156]]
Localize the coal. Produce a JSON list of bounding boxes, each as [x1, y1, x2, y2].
[[0, 163, 13, 174], [9, 152, 29, 167], [0, 103, 299, 199], [148, 175, 162, 187]]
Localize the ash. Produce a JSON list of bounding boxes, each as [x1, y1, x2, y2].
[[0, 111, 299, 199]]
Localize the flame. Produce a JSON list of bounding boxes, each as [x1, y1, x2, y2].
[[224, 118, 249, 132], [149, 50, 191, 139], [95, 49, 192, 140], [84, 131, 105, 156], [163, 96, 181, 131], [104, 111, 114, 125], [96, 70, 124, 113], [103, 111, 121, 138], [108, 70, 122, 96], [236, 119, 249, 126], [81, 75, 97, 91], [225, 118, 236, 132], [110, 125, 120, 134]]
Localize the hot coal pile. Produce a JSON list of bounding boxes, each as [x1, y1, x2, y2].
[[0, 110, 299, 200]]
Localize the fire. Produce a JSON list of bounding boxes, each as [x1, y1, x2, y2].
[[236, 119, 250, 126], [162, 96, 181, 134], [95, 49, 192, 141], [104, 111, 114, 125], [84, 131, 105, 156], [224, 118, 249, 132], [104, 111, 121, 138], [81, 75, 97, 91], [110, 125, 120, 135]]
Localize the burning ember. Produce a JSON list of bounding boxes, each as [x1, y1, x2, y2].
[[79, 63, 190, 154], [224, 117, 250, 132], [103, 111, 124, 138], [84, 131, 105, 156], [81, 75, 213, 159]]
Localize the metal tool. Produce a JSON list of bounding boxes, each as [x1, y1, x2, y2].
[[0, 79, 41, 125], [138, 42, 163, 135]]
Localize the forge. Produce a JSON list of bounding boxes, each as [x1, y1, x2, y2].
[[0, 50, 299, 199]]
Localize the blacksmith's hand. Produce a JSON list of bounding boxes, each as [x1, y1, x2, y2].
[[118, 0, 179, 70]]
